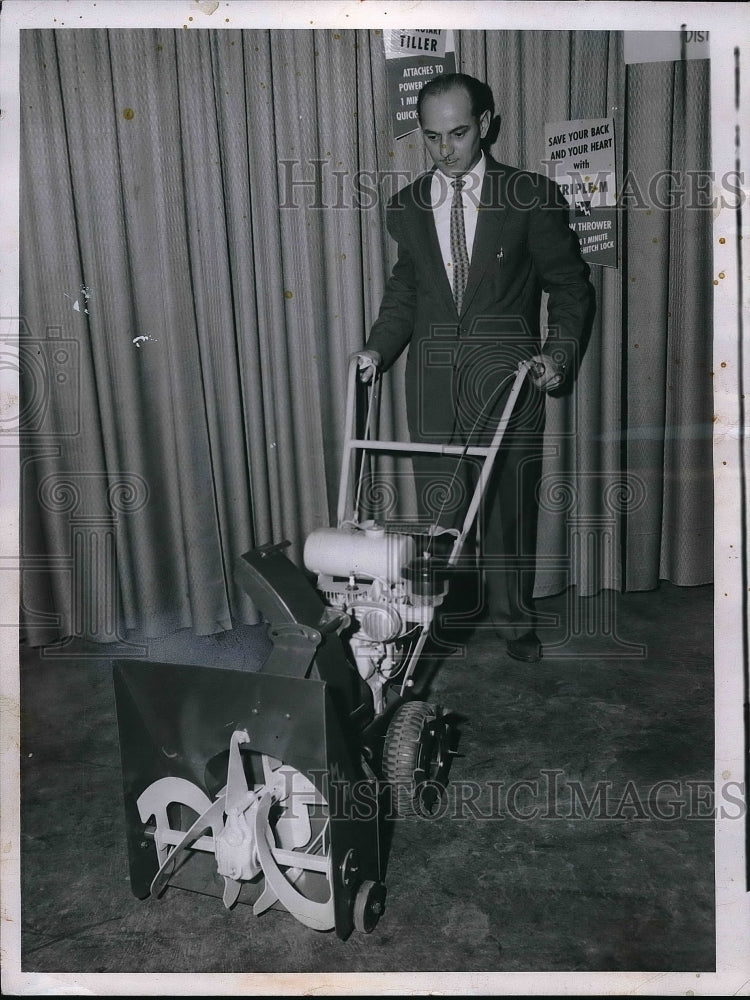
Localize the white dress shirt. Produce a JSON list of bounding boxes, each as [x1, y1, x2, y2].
[[430, 152, 487, 287]]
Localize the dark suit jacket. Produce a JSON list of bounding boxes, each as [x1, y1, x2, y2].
[[366, 154, 595, 442]]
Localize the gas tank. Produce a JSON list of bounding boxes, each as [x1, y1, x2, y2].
[[303, 523, 414, 585]]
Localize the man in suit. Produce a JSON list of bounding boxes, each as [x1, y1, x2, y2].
[[358, 73, 594, 662]]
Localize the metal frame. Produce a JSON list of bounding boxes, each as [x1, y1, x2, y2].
[[327, 355, 533, 697], [337, 354, 533, 565]]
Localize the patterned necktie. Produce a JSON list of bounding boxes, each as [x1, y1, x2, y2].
[[450, 177, 470, 314]]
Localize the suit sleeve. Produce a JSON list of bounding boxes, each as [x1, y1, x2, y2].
[[528, 176, 595, 389], [364, 202, 418, 372]]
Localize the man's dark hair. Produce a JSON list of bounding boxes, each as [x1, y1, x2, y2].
[[416, 72, 496, 124]]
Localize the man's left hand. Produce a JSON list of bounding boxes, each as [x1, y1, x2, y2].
[[529, 353, 566, 392]]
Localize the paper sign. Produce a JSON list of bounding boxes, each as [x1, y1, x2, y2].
[[543, 117, 618, 268], [624, 30, 710, 65], [384, 30, 456, 140], [384, 29, 447, 60]]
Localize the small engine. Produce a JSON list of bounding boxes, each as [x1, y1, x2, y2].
[[303, 521, 448, 714]]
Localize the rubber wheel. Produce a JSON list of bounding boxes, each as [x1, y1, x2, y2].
[[353, 879, 387, 933], [381, 701, 452, 818]]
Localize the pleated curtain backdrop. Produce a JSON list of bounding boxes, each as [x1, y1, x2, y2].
[[623, 56, 713, 590], [19, 28, 713, 646]]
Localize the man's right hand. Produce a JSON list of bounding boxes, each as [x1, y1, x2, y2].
[[353, 349, 382, 383]]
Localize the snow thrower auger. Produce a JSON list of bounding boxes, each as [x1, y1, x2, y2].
[[114, 355, 534, 939]]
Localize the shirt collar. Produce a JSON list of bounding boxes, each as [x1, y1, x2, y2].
[[430, 151, 487, 205], [463, 151, 487, 198]]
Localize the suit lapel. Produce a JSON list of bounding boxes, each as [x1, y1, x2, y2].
[[460, 162, 509, 318]]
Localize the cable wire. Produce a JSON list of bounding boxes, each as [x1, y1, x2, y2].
[[425, 368, 520, 558]]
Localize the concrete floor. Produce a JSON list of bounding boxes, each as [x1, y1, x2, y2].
[[17, 581, 714, 980]]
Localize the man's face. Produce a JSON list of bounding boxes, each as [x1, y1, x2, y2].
[[420, 86, 490, 177]]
